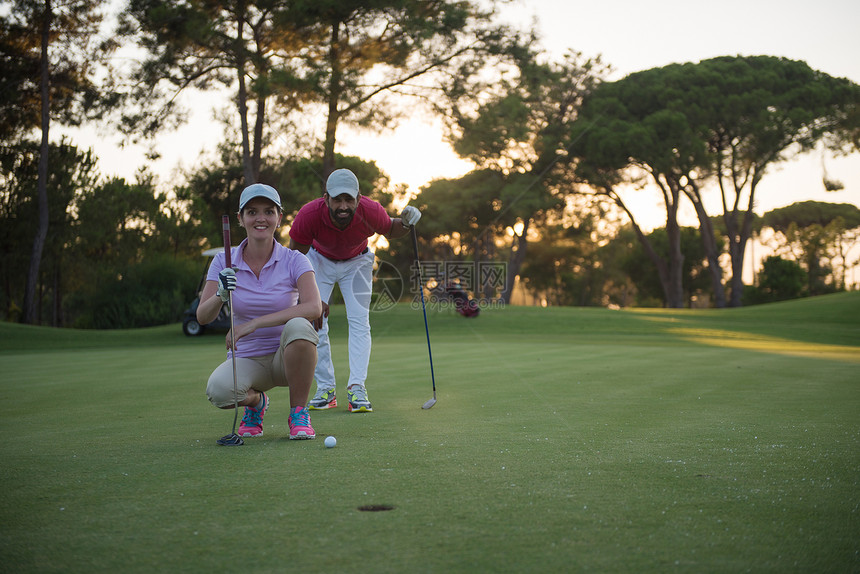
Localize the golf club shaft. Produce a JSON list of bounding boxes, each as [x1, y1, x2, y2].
[[223, 215, 240, 434], [411, 227, 437, 398]]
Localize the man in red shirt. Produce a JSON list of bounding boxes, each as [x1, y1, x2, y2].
[[289, 168, 421, 412]]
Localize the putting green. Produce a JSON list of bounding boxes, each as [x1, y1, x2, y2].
[[1, 293, 858, 573]]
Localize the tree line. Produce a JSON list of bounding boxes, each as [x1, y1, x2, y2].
[[2, 0, 859, 327]]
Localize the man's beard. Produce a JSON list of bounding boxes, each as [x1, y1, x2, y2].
[[329, 206, 355, 227]]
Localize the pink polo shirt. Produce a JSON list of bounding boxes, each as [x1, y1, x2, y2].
[[289, 196, 392, 260], [207, 238, 314, 358]]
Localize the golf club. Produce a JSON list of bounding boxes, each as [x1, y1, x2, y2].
[[410, 226, 437, 409], [217, 214, 244, 446]]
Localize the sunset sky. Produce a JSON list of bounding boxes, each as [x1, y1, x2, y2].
[[67, 0, 860, 231]]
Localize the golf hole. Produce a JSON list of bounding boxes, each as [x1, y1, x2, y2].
[[358, 504, 395, 512]]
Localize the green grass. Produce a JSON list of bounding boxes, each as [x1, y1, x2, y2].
[[1, 293, 859, 573]]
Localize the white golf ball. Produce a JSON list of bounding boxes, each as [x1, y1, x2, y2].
[[325, 436, 337, 448]]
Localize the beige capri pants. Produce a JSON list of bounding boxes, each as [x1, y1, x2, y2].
[[206, 317, 319, 408]]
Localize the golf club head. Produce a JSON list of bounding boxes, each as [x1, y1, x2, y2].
[[217, 433, 244, 446], [421, 398, 437, 410]]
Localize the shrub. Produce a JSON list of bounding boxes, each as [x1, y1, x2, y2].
[[743, 255, 806, 305], [66, 255, 199, 329]]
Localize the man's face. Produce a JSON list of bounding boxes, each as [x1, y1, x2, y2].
[[325, 193, 358, 228]]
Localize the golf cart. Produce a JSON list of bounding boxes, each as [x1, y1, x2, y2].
[[182, 248, 232, 336]]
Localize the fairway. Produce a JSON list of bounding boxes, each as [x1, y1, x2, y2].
[[1, 293, 859, 573]]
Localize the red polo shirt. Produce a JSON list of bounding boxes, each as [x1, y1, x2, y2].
[[289, 196, 392, 260]]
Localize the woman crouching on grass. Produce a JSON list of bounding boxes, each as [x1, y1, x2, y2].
[[197, 183, 322, 439]]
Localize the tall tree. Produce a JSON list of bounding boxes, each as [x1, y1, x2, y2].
[[0, 0, 105, 140], [415, 169, 507, 297], [0, 0, 108, 324], [115, 0, 313, 184], [291, 0, 508, 179], [614, 225, 716, 308], [439, 42, 610, 303], [760, 201, 860, 294], [573, 66, 719, 308], [572, 56, 860, 308], [680, 57, 860, 306], [115, 0, 508, 186], [29, 0, 51, 326], [0, 139, 98, 324], [517, 205, 614, 307]]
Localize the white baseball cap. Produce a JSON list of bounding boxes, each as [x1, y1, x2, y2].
[[326, 168, 360, 199], [239, 183, 282, 210]]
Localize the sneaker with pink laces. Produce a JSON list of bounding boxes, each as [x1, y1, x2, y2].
[[289, 406, 315, 440], [238, 393, 269, 437]]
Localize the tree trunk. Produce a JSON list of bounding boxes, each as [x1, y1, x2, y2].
[[665, 202, 685, 309], [659, 177, 685, 308], [603, 186, 678, 307], [807, 249, 822, 295], [52, 264, 61, 327], [683, 184, 727, 308], [718, 177, 759, 307], [234, 2, 255, 185], [24, 0, 52, 325], [634, 223, 673, 305], [475, 230, 497, 300], [725, 209, 750, 307], [322, 20, 342, 183], [252, 91, 265, 181]]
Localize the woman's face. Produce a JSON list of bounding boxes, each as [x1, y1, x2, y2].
[[239, 198, 282, 239]]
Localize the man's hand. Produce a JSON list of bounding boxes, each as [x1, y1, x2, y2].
[[313, 301, 330, 331], [217, 268, 236, 302], [400, 205, 421, 227]]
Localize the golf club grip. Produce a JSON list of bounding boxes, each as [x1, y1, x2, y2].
[[222, 215, 232, 268]]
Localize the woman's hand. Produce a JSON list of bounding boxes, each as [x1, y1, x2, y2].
[[226, 320, 257, 350]]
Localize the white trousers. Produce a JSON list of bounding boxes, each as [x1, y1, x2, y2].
[[306, 247, 374, 391]]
